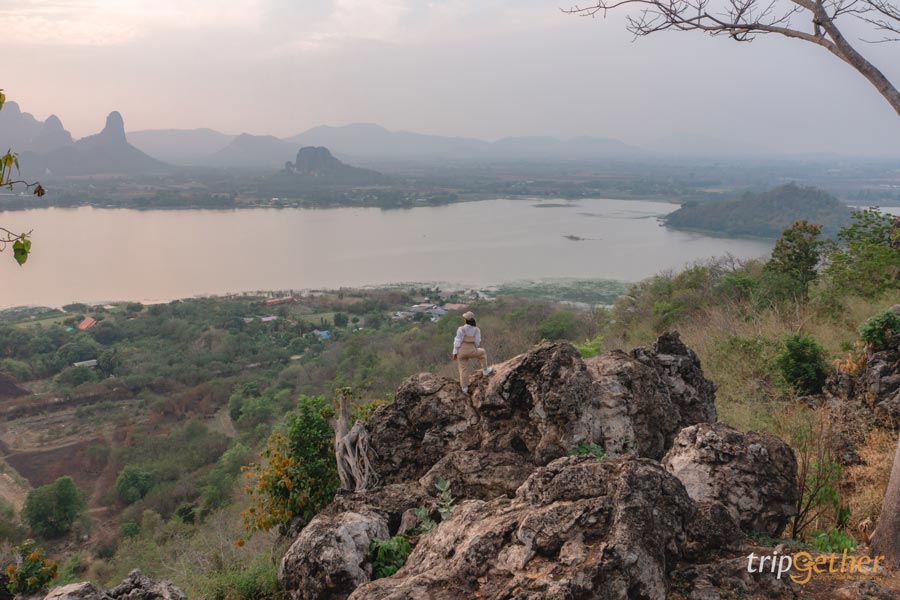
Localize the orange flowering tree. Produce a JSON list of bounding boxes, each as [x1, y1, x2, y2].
[[241, 395, 338, 536], [4, 539, 57, 595]]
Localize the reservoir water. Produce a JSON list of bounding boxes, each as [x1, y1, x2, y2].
[[0, 198, 774, 308]]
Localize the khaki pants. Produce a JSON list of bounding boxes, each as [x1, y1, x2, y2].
[[457, 342, 487, 388]]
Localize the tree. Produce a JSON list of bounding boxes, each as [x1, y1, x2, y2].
[[775, 333, 829, 394], [566, 0, 900, 117], [241, 395, 338, 535], [115, 466, 155, 504], [0, 90, 44, 266], [570, 0, 900, 566], [22, 477, 86, 538], [765, 220, 824, 300], [825, 208, 900, 296]]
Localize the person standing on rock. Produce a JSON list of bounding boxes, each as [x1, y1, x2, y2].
[[453, 311, 493, 394]]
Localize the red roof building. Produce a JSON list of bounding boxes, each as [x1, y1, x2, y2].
[[265, 297, 297, 307], [76, 317, 97, 331]]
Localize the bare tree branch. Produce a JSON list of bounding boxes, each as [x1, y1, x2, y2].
[[565, 0, 900, 115]]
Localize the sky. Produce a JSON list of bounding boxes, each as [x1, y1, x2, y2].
[[1, 0, 900, 155]]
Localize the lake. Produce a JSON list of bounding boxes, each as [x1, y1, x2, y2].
[[0, 199, 774, 308]]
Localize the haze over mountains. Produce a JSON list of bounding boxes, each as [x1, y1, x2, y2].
[[0, 102, 166, 177], [0, 100, 866, 180], [128, 122, 644, 167]]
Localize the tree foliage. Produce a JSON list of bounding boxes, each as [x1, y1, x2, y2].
[[4, 539, 57, 595], [22, 477, 87, 538], [116, 467, 156, 505], [765, 220, 824, 300], [776, 334, 829, 395], [241, 395, 338, 535], [859, 310, 900, 350], [826, 209, 900, 297]]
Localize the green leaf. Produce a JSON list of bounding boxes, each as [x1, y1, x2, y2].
[[12, 236, 31, 266], [0, 90, 5, 111]]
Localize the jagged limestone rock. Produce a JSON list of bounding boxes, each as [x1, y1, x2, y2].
[[367, 334, 717, 488], [349, 457, 695, 600], [41, 570, 184, 600], [663, 422, 799, 536], [279, 509, 389, 600]]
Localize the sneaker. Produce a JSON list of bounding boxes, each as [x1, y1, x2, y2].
[[483, 367, 494, 376], [462, 386, 469, 394]]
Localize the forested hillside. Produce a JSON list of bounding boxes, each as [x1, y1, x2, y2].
[[665, 183, 854, 237]]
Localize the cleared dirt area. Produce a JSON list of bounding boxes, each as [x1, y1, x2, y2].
[[0, 459, 29, 511]]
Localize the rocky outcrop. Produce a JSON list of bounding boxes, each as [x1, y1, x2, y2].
[[671, 555, 800, 600], [368, 334, 717, 489], [861, 332, 900, 427], [632, 330, 718, 425], [418, 450, 533, 500], [349, 457, 695, 600], [663, 423, 799, 536], [279, 333, 798, 600], [282, 147, 382, 183], [41, 570, 184, 600], [280, 510, 389, 600], [824, 315, 900, 429]]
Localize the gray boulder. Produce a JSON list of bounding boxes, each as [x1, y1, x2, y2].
[[279, 509, 389, 600], [663, 422, 799, 536], [43, 583, 102, 600], [348, 457, 696, 600], [41, 571, 183, 600], [367, 335, 717, 488]]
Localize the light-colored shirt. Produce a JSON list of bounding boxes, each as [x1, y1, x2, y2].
[[453, 324, 481, 353]]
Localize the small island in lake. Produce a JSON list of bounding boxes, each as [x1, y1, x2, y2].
[[663, 182, 854, 238]]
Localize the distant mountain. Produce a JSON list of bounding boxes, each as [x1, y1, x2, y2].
[[30, 115, 74, 154], [207, 133, 296, 169], [0, 101, 73, 154], [258, 146, 383, 197], [288, 123, 490, 162], [36, 111, 169, 177], [286, 146, 382, 182], [664, 183, 853, 238], [287, 123, 640, 162], [127, 128, 235, 164]]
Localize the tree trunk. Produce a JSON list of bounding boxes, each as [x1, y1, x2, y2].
[[870, 433, 900, 566], [333, 390, 379, 492], [812, 4, 900, 119]]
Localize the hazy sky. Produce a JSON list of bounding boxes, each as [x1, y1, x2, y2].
[[2, 0, 899, 155]]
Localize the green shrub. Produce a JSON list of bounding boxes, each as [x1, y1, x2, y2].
[[574, 337, 604, 359], [569, 443, 608, 461], [0, 499, 22, 544], [775, 334, 829, 395], [116, 467, 155, 504], [538, 311, 579, 340], [23, 476, 87, 538], [242, 395, 338, 534], [859, 310, 900, 351], [120, 520, 140, 538], [810, 528, 857, 553], [56, 552, 88, 585], [197, 555, 282, 600], [370, 536, 412, 579], [434, 479, 456, 521], [4, 539, 58, 595]]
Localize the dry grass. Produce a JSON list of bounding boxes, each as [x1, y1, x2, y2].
[[845, 429, 897, 542]]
